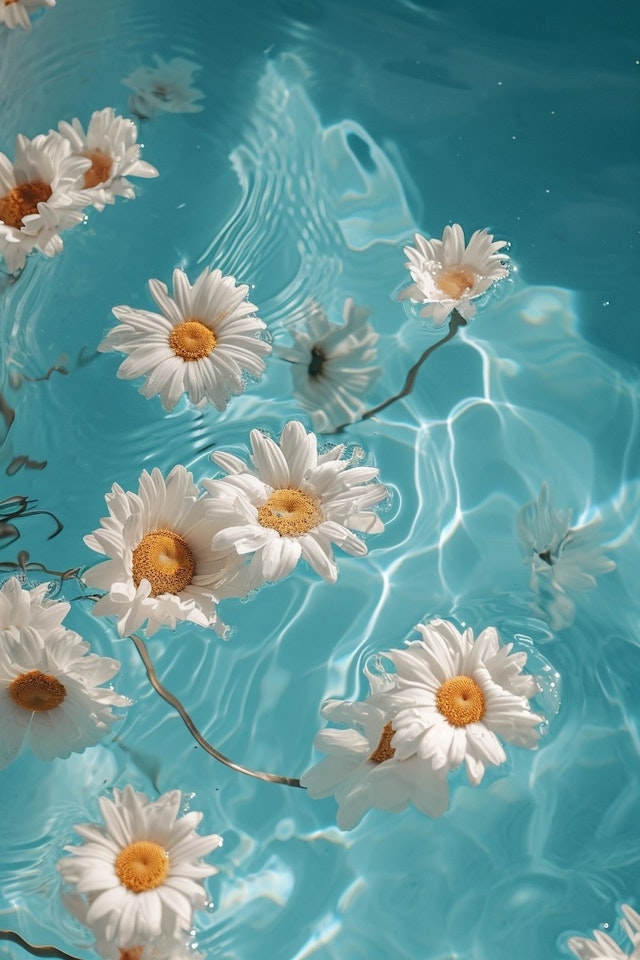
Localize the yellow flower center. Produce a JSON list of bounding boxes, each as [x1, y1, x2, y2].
[[81, 149, 113, 188], [131, 529, 196, 596], [436, 674, 486, 727], [435, 267, 476, 300], [119, 949, 144, 960], [114, 841, 170, 893], [257, 488, 323, 537], [8, 670, 67, 712], [0, 181, 52, 229], [369, 721, 396, 764], [169, 320, 217, 361]]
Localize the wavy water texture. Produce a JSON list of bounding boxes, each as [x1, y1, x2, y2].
[[1, 10, 639, 960]]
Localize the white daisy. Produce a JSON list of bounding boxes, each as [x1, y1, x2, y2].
[[83, 465, 250, 637], [0, 132, 89, 272], [0, 576, 69, 636], [568, 904, 640, 959], [203, 419, 387, 586], [517, 483, 616, 630], [62, 892, 203, 960], [57, 786, 222, 947], [275, 298, 380, 433], [0, 0, 54, 31], [369, 619, 543, 786], [56, 108, 158, 212], [398, 224, 510, 325], [101, 267, 270, 411], [301, 675, 449, 831], [0, 615, 129, 767], [122, 56, 205, 120]]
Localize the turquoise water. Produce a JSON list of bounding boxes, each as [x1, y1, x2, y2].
[[1, 1, 639, 959]]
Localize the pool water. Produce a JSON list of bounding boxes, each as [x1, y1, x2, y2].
[[1, 1, 639, 959]]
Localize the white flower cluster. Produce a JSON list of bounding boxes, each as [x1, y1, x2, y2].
[[0, 0, 54, 31], [302, 618, 543, 829], [83, 420, 388, 637], [0, 577, 129, 767], [568, 903, 640, 959], [0, 107, 157, 272]]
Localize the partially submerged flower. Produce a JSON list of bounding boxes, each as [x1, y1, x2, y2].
[[370, 619, 543, 786], [203, 419, 387, 586], [568, 903, 640, 959], [122, 56, 205, 120], [0, 580, 130, 767], [398, 224, 509, 325], [0, 133, 88, 272], [517, 482, 616, 630], [301, 676, 449, 830], [57, 786, 222, 947], [102, 267, 270, 411], [56, 108, 158, 211], [83, 465, 250, 637], [0, 0, 54, 31], [302, 618, 544, 829], [275, 298, 380, 433]]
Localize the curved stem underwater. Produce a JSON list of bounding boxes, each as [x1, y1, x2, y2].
[[335, 307, 467, 432], [130, 633, 304, 789], [0, 930, 81, 960]]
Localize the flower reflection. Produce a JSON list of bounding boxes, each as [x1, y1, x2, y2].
[[122, 56, 205, 120]]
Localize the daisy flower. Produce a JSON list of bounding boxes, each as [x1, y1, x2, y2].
[[83, 465, 251, 637], [0, 132, 89, 272], [275, 298, 380, 433], [203, 419, 387, 586], [568, 903, 640, 959], [0, 576, 69, 637], [0, 613, 129, 767], [517, 483, 616, 630], [122, 56, 205, 120], [56, 108, 158, 212], [301, 674, 449, 831], [0, 0, 54, 31], [101, 267, 270, 411], [57, 786, 222, 947], [398, 224, 510, 325], [370, 619, 543, 786]]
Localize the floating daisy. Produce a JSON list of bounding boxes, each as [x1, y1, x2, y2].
[[517, 482, 616, 630], [122, 56, 205, 120], [57, 786, 222, 948], [0, 614, 129, 767], [203, 419, 387, 585], [101, 267, 270, 411], [568, 903, 640, 959], [0, 576, 69, 637], [370, 619, 543, 786], [301, 674, 449, 830], [83, 465, 250, 637], [275, 298, 380, 433], [56, 108, 158, 212], [398, 224, 509, 325], [0, 0, 54, 31], [0, 133, 89, 272]]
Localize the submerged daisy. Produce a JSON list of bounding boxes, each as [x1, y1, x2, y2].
[[0, 600, 129, 767], [0, 0, 55, 31], [275, 298, 380, 433], [203, 419, 387, 586], [370, 619, 543, 786], [398, 224, 509, 325], [122, 56, 205, 120], [101, 267, 270, 411], [568, 903, 640, 959], [0, 576, 69, 637], [83, 465, 250, 637], [517, 482, 616, 630], [57, 786, 222, 947], [0, 133, 89, 272], [56, 108, 158, 212], [301, 674, 449, 831]]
